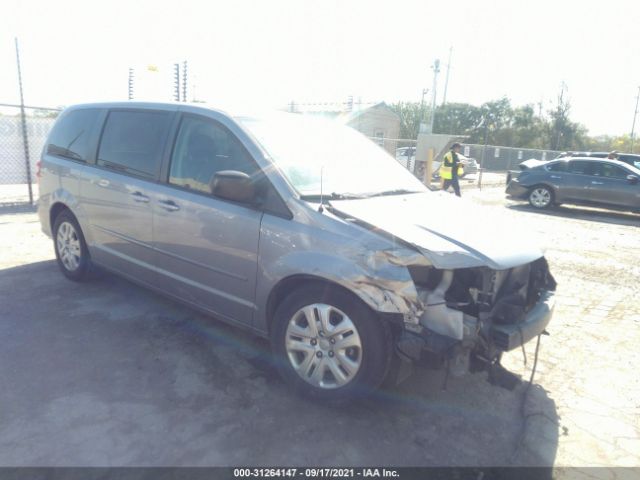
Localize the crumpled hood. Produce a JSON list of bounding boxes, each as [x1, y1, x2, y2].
[[330, 192, 543, 270], [519, 158, 549, 170]]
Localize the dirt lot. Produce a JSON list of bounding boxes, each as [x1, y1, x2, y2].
[[0, 187, 638, 468]]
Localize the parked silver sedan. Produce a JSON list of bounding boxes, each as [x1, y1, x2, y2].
[[38, 102, 556, 401], [506, 157, 640, 211]]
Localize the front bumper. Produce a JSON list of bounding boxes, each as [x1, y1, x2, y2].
[[490, 290, 555, 350], [396, 290, 555, 360]]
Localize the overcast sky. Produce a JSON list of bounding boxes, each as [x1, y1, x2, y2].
[[1, 0, 639, 136]]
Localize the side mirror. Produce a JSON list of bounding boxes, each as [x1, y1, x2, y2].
[[210, 170, 256, 204], [627, 174, 639, 185]]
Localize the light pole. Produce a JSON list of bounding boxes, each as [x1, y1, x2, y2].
[[630, 86, 640, 153], [428, 59, 440, 134], [419, 88, 428, 133], [442, 46, 452, 106]]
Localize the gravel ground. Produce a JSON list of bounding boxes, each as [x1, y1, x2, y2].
[[0, 188, 638, 468]]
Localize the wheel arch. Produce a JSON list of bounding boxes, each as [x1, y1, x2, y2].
[[264, 274, 404, 335], [49, 202, 74, 231], [266, 276, 366, 333]]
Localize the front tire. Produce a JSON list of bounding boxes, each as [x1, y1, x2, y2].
[[270, 285, 392, 402], [528, 185, 554, 209], [53, 211, 91, 281]]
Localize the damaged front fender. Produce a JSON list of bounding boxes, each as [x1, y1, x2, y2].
[[267, 248, 427, 322]]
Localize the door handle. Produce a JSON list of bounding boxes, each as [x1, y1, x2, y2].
[[550, 175, 561, 179], [591, 181, 604, 185], [158, 199, 180, 212], [131, 191, 150, 203], [97, 179, 110, 187]]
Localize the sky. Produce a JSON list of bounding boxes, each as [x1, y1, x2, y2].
[[1, 0, 639, 136]]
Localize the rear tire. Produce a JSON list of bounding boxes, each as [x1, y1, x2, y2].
[[270, 284, 392, 403], [53, 210, 91, 281], [528, 185, 554, 209]]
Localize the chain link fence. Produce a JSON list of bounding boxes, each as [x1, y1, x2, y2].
[[460, 144, 562, 172], [0, 105, 60, 206], [384, 139, 563, 189]]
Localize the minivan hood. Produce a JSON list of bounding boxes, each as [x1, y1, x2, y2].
[[330, 192, 543, 270]]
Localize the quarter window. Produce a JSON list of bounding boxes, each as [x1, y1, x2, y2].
[[47, 109, 101, 162], [546, 161, 567, 172], [168, 116, 257, 194], [97, 110, 172, 179]]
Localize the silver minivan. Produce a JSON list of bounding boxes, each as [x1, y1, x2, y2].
[[38, 102, 556, 401]]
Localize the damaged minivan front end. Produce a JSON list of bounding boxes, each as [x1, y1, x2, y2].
[[400, 258, 556, 378], [328, 193, 557, 380], [242, 112, 557, 399]]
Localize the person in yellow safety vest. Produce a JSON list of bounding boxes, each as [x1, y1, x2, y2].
[[441, 142, 462, 197]]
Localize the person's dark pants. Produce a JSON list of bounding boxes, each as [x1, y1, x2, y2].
[[443, 176, 461, 197]]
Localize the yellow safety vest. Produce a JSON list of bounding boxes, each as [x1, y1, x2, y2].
[[441, 151, 454, 179]]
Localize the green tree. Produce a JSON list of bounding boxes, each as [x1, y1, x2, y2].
[[432, 102, 482, 138], [391, 93, 611, 152], [390, 101, 424, 140]]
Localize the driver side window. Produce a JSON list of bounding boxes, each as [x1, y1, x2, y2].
[[169, 116, 258, 194]]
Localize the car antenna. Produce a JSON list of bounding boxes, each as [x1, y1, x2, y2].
[[318, 166, 324, 213]]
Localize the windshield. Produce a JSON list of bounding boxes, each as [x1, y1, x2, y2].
[[240, 112, 427, 197]]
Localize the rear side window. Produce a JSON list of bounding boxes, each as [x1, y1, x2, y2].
[[97, 110, 172, 179], [47, 109, 101, 162], [568, 161, 594, 175]]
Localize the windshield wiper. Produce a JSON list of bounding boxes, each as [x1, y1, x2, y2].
[[363, 189, 422, 198], [300, 192, 366, 202]]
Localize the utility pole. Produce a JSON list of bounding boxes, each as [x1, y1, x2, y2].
[[555, 81, 566, 150], [428, 59, 440, 134], [441, 46, 453, 106], [630, 86, 640, 153], [15, 37, 33, 205], [182, 61, 188, 102], [128, 68, 134, 100], [173, 63, 180, 102]]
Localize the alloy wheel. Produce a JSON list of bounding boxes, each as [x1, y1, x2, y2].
[[56, 221, 82, 271], [530, 188, 551, 208]]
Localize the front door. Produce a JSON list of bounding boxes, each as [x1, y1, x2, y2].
[[588, 162, 640, 208], [151, 114, 262, 326]]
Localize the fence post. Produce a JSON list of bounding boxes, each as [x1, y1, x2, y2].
[[15, 38, 33, 206], [478, 144, 487, 191]]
